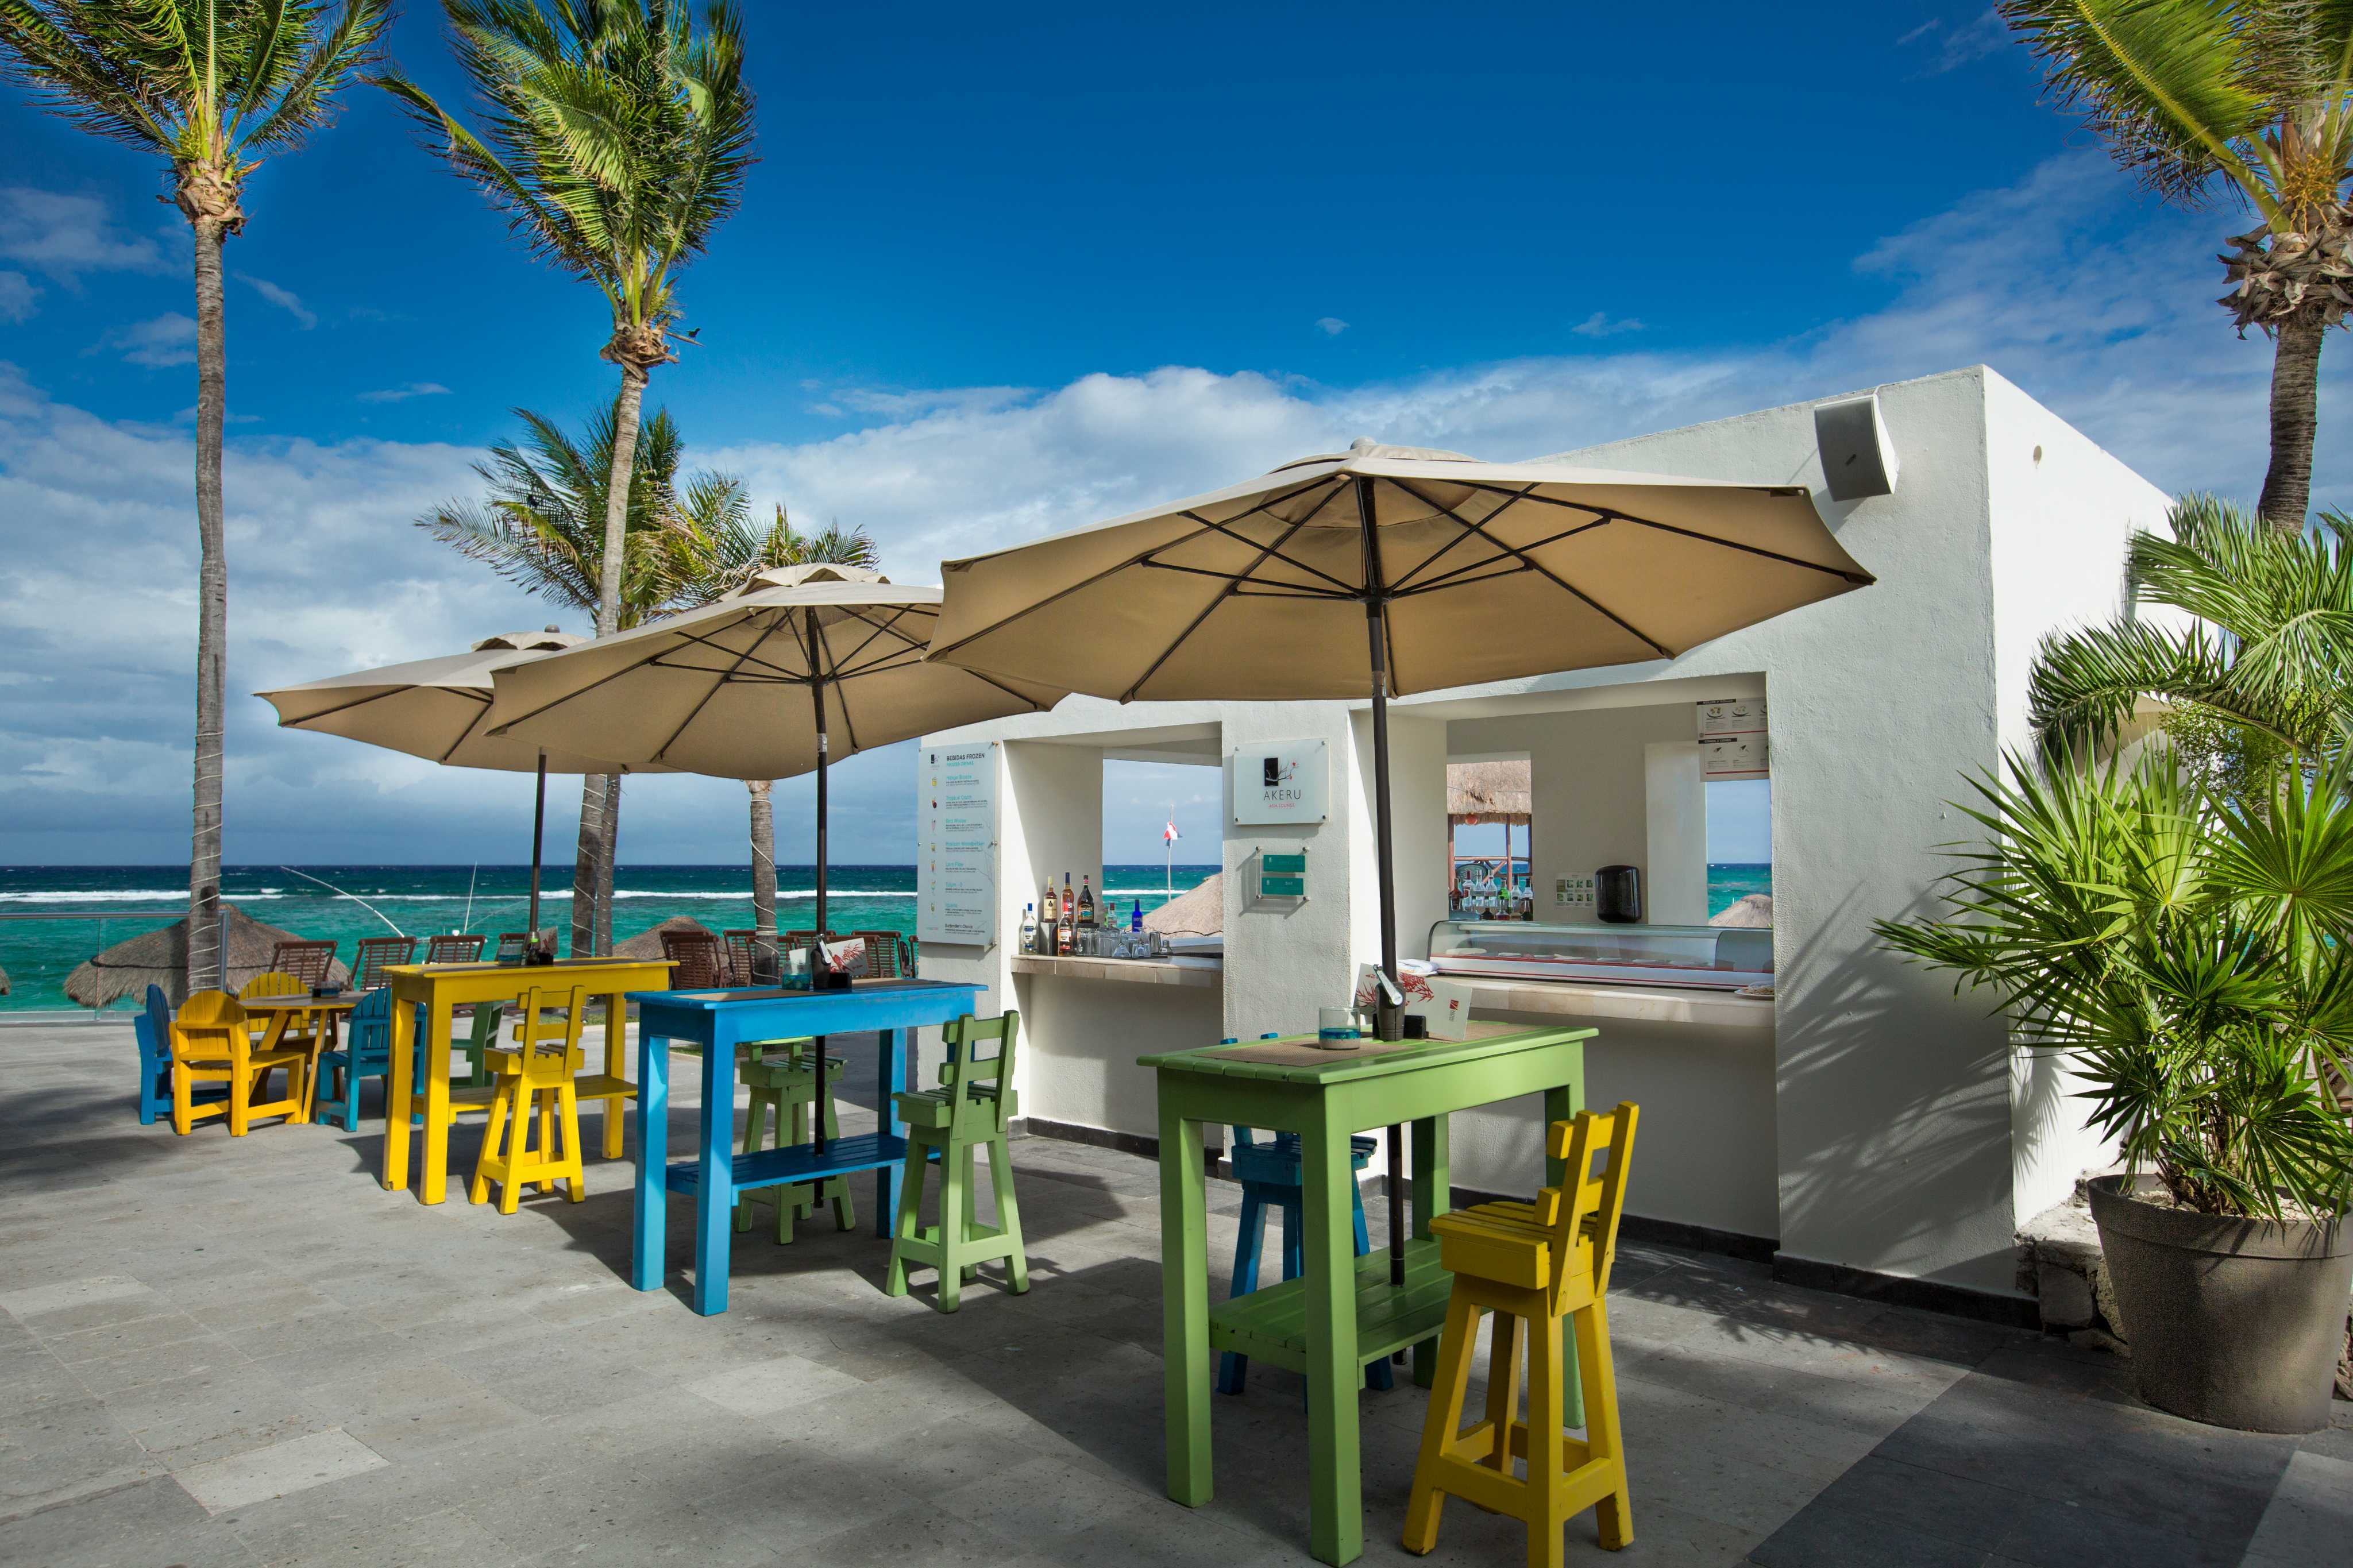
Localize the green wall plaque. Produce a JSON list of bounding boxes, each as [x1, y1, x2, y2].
[[1262, 853, 1306, 874], [1260, 874, 1305, 898]]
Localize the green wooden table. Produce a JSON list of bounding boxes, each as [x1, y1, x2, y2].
[[1141, 1021, 1593, 1566]]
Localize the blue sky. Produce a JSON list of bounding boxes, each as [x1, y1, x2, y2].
[[1, 2, 2342, 867]]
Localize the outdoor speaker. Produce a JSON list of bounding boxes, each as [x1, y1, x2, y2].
[[1812, 392, 1899, 501]]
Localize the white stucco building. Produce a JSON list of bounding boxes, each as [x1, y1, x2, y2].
[[916, 364, 2167, 1316]]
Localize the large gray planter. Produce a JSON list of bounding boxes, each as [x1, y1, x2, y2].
[[2086, 1174, 2352, 1433]]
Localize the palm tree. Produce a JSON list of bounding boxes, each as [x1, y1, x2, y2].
[[2027, 495, 2353, 788], [1999, 1, 2353, 526], [0, 0, 391, 991], [670, 504, 880, 941], [377, 0, 754, 949], [419, 401, 744, 954]]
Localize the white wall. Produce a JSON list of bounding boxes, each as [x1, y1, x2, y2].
[[1222, 704, 1361, 1042], [1644, 741, 1708, 926]]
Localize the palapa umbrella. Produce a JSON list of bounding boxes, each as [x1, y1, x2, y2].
[[66, 902, 351, 1009], [926, 438, 1874, 1280], [614, 914, 719, 961], [257, 629, 651, 937], [486, 563, 1068, 1155]]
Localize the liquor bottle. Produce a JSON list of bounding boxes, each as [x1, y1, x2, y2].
[[1130, 899, 1143, 933], [1060, 871, 1074, 926], [1041, 877, 1056, 945], [1078, 875, 1096, 931], [1020, 903, 1037, 954], [1056, 895, 1074, 955]]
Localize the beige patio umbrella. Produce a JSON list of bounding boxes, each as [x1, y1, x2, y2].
[[928, 439, 1873, 1277], [485, 565, 1069, 1155], [256, 629, 649, 936]]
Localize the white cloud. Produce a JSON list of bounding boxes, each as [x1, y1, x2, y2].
[[821, 385, 1033, 419], [0, 187, 169, 283], [358, 381, 452, 403], [1901, 9, 2012, 75], [1, 150, 2343, 865], [101, 312, 198, 368], [0, 272, 34, 322], [237, 273, 317, 330], [1316, 317, 1349, 336], [1571, 311, 1644, 338]]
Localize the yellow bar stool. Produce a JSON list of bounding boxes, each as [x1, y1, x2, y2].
[[1402, 1102, 1639, 1568], [469, 983, 590, 1214]]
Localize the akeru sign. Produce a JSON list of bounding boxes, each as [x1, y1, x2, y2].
[[1232, 740, 1328, 825]]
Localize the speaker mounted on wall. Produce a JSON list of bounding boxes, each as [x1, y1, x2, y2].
[[1812, 392, 1900, 501]]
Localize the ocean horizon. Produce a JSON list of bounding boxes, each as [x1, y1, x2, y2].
[[0, 861, 1771, 1011]]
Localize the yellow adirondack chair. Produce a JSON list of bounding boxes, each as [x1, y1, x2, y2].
[[1403, 1102, 1640, 1568], [169, 990, 310, 1137]]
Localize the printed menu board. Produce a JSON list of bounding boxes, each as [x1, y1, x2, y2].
[[918, 743, 998, 945], [1697, 697, 1769, 780]]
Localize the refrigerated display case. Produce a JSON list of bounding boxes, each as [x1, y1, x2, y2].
[[1424, 918, 1772, 991]]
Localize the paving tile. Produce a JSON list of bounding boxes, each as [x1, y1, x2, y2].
[[684, 1351, 867, 1418], [0, 1474, 257, 1567], [173, 1427, 390, 1514], [1749, 1494, 1991, 1568], [2243, 1450, 2353, 1566], [1988, 1489, 2240, 1568]]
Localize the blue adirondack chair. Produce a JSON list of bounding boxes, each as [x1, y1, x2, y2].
[[315, 987, 393, 1131], [134, 984, 225, 1125], [1217, 1037, 1392, 1396]]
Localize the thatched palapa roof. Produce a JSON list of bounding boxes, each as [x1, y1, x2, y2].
[[65, 903, 351, 1009], [1143, 872, 1222, 936], [1709, 894, 1773, 929], [1448, 760, 1529, 824], [614, 915, 718, 960]]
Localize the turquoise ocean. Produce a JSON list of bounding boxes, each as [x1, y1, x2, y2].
[[0, 861, 1771, 1013]]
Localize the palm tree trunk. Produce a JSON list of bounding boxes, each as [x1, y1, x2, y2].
[[187, 216, 229, 994], [747, 779, 776, 935], [596, 772, 620, 956], [570, 773, 602, 956], [575, 362, 650, 955], [2259, 314, 2325, 530]]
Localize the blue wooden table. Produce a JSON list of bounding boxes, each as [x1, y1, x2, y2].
[[630, 978, 985, 1315]]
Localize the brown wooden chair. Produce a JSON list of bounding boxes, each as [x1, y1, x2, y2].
[[425, 933, 487, 965], [268, 940, 338, 990], [722, 928, 780, 986], [661, 929, 730, 989], [782, 930, 843, 949], [849, 930, 913, 979], [353, 936, 419, 991]]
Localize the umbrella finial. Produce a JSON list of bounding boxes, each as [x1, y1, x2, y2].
[[1349, 437, 1378, 454]]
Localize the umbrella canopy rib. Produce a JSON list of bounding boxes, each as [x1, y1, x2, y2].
[[1124, 514, 1321, 702], [1384, 487, 1544, 592], [1385, 477, 1673, 658], [1390, 513, 1614, 598], [1172, 507, 1363, 596], [430, 690, 499, 766], [1449, 479, 1872, 584], [650, 611, 797, 766], [925, 473, 1337, 662]]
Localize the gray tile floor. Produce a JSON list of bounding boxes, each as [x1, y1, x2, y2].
[[0, 1020, 2346, 1567]]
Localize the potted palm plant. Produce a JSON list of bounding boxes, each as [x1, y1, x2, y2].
[[1880, 753, 2353, 1432]]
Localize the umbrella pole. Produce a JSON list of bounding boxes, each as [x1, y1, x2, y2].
[[1359, 476, 1408, 1289], [527, 751, 546, 938], [808, 622, 830, 1162]]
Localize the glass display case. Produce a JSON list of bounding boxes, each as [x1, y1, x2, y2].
[[1424, 918, 1772, 991]]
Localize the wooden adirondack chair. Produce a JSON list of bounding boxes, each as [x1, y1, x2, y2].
[[169, 991, 308, 1136]]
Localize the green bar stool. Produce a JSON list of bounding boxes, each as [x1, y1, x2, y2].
[[738, 1040, 856, 1242], [885, 1011, 1029, 1312]]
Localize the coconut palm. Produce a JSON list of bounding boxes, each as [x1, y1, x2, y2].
[[376, 0, 754, 949], [419, 401, 744, 953], [669, 504, 881, 941], [1999, 1, 2353, 526], [0, 0, 391, 990], [2027, 495, 2353, 786]]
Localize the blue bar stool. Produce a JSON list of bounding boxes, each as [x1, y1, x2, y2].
[[1219, 1035, 1395, 1395]]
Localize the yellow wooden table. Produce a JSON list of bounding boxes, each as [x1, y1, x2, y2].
[[244, 992, 358, 1123], [381, 957, 674, 1204]]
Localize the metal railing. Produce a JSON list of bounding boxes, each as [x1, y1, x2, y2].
[[0, 910, 185, 1025]]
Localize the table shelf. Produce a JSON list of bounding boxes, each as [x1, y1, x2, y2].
[[661, 1131, 908, 1196], [1209, 1235, 1451, 1371]]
